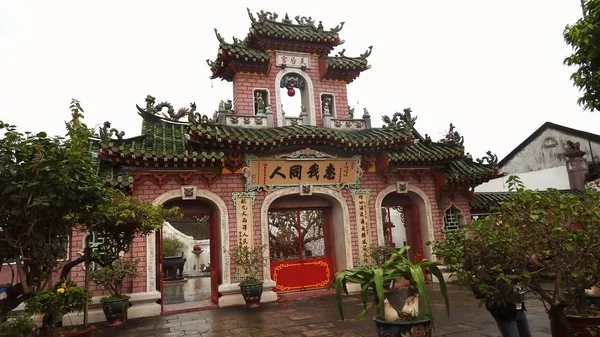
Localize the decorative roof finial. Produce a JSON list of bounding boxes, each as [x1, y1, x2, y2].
[[294, 15, 315, 26], [330, 21, 345, 33], [337, 49, 346, 57], [360, 45, 373, 58], [214, 28, 225, 43], [476, 151, 498, 166], [381, 108, 417, 133], [247, 8, 256, 23], [439, 123, 464, 146], [98, 121, 125, 141], [283, 13, 292, 24], [317, 21, 324, 32]]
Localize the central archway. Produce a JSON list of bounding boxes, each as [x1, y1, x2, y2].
[[260, 187, 353, 284]]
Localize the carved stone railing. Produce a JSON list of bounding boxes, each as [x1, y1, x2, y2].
[[215, 113, 271, 127], [330, 118, 366, 130], [284, 116, 304, 126]]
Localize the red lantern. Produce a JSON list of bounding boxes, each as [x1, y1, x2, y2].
[[287, 87, 296, 97]]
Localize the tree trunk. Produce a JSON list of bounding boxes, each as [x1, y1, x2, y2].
[[549, 306, 576, 337]]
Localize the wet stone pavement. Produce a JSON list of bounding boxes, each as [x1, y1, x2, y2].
[[93, 284, 553, 337]]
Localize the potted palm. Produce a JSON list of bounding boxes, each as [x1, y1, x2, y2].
[[232, 244, 267, 308], [89, 258, 138, 327], [26, 280, 94, 337], [433, 176, 600, 337], [331, 247, 449, 337]]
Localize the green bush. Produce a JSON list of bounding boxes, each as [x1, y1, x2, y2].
[[163, 236, 184, 257]]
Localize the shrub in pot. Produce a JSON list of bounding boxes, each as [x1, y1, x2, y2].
[[331, 247, 449, 337], [89, 258, 138, 327], [432, 175, 600, 337], [232, 245, 268, 308], [26, 280, 93, 337]]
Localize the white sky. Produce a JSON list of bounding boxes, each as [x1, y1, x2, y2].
[[0, 1, 597, 160]]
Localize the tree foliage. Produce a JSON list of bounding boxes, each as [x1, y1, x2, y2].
[[564, 0, 600, 111], [432, 176, 600, 336], [0, 99, 180, 324], [0, 100, 104, 319]]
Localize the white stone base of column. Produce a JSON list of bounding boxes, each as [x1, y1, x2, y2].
[[62, 291, 161, 326], [218, 280, 278, 307]]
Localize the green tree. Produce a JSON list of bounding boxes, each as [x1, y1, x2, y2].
[[564, 0, 600, 111], [0, 100, 105, 321]]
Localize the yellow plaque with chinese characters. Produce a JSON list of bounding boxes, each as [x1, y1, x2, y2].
[[244, 150, 361, 190]]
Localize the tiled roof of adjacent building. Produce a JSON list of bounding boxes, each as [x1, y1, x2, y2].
[[471, 189, 582, 211]]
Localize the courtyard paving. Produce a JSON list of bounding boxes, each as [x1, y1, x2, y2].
[[93, 284, 552, 337]]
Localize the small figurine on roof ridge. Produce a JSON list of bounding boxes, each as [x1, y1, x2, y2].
[[348, 106, 355, 119], [439, 123, 464, 147], [476, 151, 498, 166], [136, 95, 197, 122], [381, 108, 417, 134], [98, 121, 125, 141], [566, 139, 581, 151]]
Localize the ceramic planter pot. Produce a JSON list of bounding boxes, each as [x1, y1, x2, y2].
[[373, 317, 432, 337], [239, 282, 263, 308], [101, 297, 130, 327], [550, 314, 600, 337]]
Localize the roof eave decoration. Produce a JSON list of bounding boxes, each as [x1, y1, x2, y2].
[[245, 8, 344, 54], [135, 95, 215, 125], [321, 46, 372, 83], [439, 123, 464, 147], [208, 28, 271, 82], [381, 108, 417, 135]]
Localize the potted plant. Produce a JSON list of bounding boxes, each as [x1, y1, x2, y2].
[[163, 235, 186, 280], [232, 244, 267, 308], [433, 176, 600, 337], [26, 280, 94, 337], [89, 258, 138, 327], [367, 243, 397, 290], [331, 247, 449, 337], [0, 312, 37, 337]]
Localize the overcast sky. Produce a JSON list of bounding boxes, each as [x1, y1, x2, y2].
[[0, 1, 596, 160]]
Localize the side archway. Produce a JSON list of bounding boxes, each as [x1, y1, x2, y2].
[[260, 187, 353, 281], [374, 184, 435, 260], [274, 68, 316, 126], [148, 188, 230, 293]]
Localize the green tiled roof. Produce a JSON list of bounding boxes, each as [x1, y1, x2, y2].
[[208, 30, 271, 81], [471, 190, 581, 211], [443, 159, 502, 183], [388, 141, 464, 164], [247, 10, 342, 45], [98, 120, 225, 164], [189, 124, 413, 151], [320, 47, 372, 83]]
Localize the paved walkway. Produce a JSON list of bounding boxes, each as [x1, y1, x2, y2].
[[93, 284, 552, 337]]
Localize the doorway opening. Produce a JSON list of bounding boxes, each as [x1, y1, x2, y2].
[[158, 198, 220, 313], [381, 193, 426, 262], [268, 195, 334, 292]]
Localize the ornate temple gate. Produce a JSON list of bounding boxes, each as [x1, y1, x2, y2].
[[381, 204, 425, 262], [268, 207, 334, 292]]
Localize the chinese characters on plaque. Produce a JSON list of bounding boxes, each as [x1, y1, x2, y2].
[[352, 190, 372, 265], [275, 51, 311, 69], [233, 193, 255, 248], [249, 159, 357, 188]]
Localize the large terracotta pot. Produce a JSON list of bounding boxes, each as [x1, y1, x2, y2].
[[239, 282, 263, 308], [101, 296, 130, 327], [373, 317, 432, 337], [550, 314, 600, 337], [52, 325, 96, 337]]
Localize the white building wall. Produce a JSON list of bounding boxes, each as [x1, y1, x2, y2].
[[476, 166, 570, 192]]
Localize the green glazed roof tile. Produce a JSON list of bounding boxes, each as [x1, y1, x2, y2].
[[189, 124, 413, 150], [388, 142, 464, 164], [442, 158, 501, 183], [249, 20, 341, 44], [471, 190, 582, 211]]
